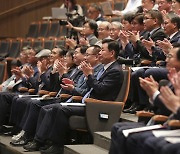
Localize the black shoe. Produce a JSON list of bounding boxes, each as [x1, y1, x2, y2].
[[123, 103, 137, 113], [10, 133, 33, 146], [4, 126, 20, 136], [23, 140, 43, 151], [3, 131, 13, 136], [129, 105, 145, 114], [0, 125, 13, 135], [39, 141, 52, 151], [40, 145, 63, 154]]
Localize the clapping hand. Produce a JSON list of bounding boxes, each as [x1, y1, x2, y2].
[[139, 75, 159, 99], [168, 68, 180, 96], [23, 66, 34, 78], [156, 39, 172, 54], [60, 78, 74, 91], [80, 61, 93, 77], [159, 86, 180, 113], [37, 61, 48, 75], [11, 67, 23, 79], [65, 38, 77, 49], [119, 30, 129, 49], [56, 60, 68, 75], [142, 38, 155, 55], [127, 31, 140, 43], [79, 37, 89, 46]]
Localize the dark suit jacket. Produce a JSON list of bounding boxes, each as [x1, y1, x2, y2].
[[152, 30, 180, 62], [173, 108, 180, 120], [96, 15, 105, 21], [170, 31, 180, 44], [87, 61, 124, 101], [49, 66, 77, 92], [39, 66, 53, 91], [136, 27, 167, 61], [153, 82, 173, 116], [60, 67, 83, 95], [72, 64, 103, 96], [20, 66, 39, 90], [87, 34, 98, 46]]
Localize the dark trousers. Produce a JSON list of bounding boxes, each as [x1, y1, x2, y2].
[[0, 92, 17, 126], [109, 122, 144, 154], [10, 97, 31, 127], [22, 99, 59, 136], [126, 131, 154, 154], [35, 104, 85, 146], [134, 133, 180, 154], [130, 68, 168, 107]]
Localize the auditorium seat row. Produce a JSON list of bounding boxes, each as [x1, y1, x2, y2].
[[26, 20, 68, 38], [0, 37, 66, 60]]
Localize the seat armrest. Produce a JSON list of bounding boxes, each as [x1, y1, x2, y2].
[[136, 111, 155, 124], [60, 94, 72, 99], [141, 59, 152, 66], [152, 115, 168, 122], [84, 98, 124, 136], [136, 111, 155, 117], [49, 92, 57, 97], [72, 96, 83, 102], [18, 87, 28, 93], [5, 57, 15, 61], [38, 90, 50, 96], [168, 120, 180, 128], [28, 89, 35, 94]]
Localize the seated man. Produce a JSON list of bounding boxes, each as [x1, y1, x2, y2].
[[125, 69, 180, 154], [109, 45, 180, 154], [10, 46, 87, 145], [23, 39, 124, 154], [0, 48, 29, 92], [0, 47, 39, 133]]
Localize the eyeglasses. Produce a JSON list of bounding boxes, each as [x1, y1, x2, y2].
[[109, 28, 120, 31], [166, 54, 173, 59], [144, 17, 154, 20], [98, 28, 107, 31], [85, 53, 96, 56]]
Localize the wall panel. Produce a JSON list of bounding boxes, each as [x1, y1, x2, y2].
[[0, 0, 126, 38]]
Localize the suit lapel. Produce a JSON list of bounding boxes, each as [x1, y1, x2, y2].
[[170, 31, 180, 43], [98, 61, 117, 80]]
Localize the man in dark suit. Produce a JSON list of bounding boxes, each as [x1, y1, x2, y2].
[[9, 46, 84, 145], [87, 3, 105, 22], [9, 48, 64, 131], [125, 14, 180, 114], [0, 48, 39, 133], [125, 75, 180, 154], [135, 10, 167, 61], [109, 46, 180, 154], [24, 39, 124, 153], [1, 49, 51, 136]]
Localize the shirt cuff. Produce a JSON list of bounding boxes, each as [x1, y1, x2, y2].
[[153, 90, 160, 101]]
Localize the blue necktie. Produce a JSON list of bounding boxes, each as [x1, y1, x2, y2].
[[96, 67, 105, 80], [82, 67, 105, 103]]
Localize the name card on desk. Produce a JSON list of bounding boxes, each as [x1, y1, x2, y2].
[[122, 124, 163, 137], [60, 103, 86, 107], [153, 129, 180, 138], [18, 95, 39, 98], [165, 137, 180, 144], [131, 67, 158, 72]]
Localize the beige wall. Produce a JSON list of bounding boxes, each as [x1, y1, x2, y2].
[[0, 0, 126, 38]]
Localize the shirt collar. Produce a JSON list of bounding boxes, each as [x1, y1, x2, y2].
[[169, 31, 179, 39], [150, 27, 160, 35], [103, 61, 115, 71]]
